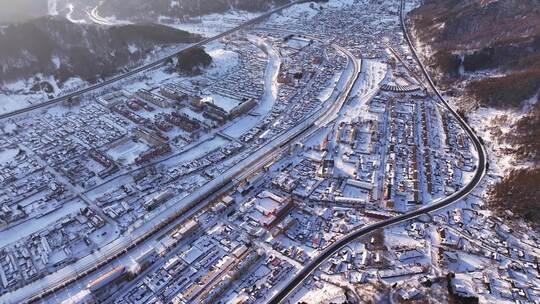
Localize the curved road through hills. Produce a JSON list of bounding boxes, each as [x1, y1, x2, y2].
[[268, 0, 488, 303]]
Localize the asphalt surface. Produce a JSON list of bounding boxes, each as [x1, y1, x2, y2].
[[267, 0, 487, 303]]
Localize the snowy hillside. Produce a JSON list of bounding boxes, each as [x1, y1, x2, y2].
[[0, 16, 200, 85]]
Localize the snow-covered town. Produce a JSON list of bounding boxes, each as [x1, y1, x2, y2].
[[0, 0, 539, 304]]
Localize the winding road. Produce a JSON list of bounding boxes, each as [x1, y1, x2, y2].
[[0, 0, 487, 303], [267, 0, 488, 303]]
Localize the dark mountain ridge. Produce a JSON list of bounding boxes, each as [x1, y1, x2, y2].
[[409, 0, 540, 228], [0, 16, 201, 85], [410, 0, 540, 111], [411, 0, 540, 50]]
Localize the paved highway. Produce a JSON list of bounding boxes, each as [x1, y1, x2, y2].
[[267, 0, 488, 303], [0, 0, 308, 121]]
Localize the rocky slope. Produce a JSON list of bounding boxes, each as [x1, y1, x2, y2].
[[408, 0, 540, 228], [0, 16, 200, 85], [410, 0, 540, 50], [410, 0, 540, 92]]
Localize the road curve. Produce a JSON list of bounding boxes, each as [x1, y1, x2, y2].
[[267, 0, 488, 303], [0, 0, 308, 121]]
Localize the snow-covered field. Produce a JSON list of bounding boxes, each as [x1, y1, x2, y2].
[[162, 136, 230, 167], [270, 0, 355, 24], [0, 95, 33, 115], [340, 59, 388, 122], [0, 199, 87, 248], [0, 75, 88, 115], [206, 46, 240, 78], [107, 140, 149, 164], [465, 105, 532, 175], [289, 280, 347, 303], [203, 94, 242, 112], [160, 10, 260, 38], [120, 41, 238, 94], [0, 148, 18, 164]]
